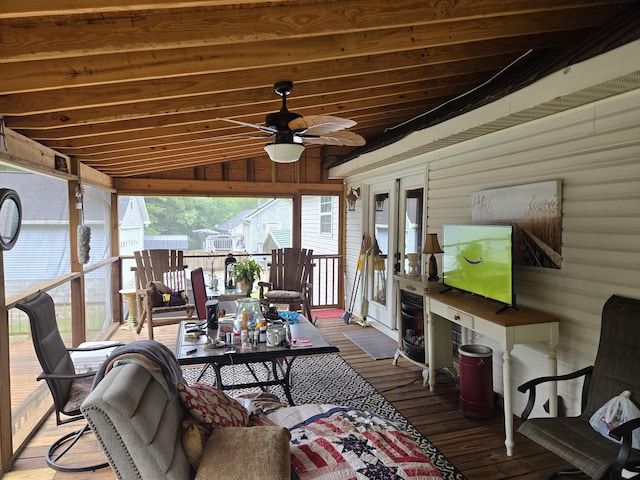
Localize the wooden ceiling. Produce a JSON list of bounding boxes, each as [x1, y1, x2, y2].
[[0, 1, 636, 179]]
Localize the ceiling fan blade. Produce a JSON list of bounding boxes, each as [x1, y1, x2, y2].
[[218, 117, 278, 134], [299, 130, 366, 146], [289, 115, 357, 135]]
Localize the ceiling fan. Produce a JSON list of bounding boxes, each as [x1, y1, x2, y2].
[[217, 81, 366, 163]]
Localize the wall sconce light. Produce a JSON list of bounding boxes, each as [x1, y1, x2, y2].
[[346, 187, 360, 212], [422, 233, 443, 281], [374, 198, 385, 212]]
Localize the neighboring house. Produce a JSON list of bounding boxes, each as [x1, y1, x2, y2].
[[220, 199, 294, 254], [203, 232, 232, 252], [300, 195, 339, 255], [119, 196, 149, 256], [300, 195, 340, 307], [118, 196, 150, 287], [144, 235, 188, 250], [215, 208, 255, 252], [1, 172, 112, 296], [263, 228, 291, 252]]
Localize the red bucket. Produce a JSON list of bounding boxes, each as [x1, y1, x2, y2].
[[458, 344, 494, 419]]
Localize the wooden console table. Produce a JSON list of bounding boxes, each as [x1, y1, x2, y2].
[[425, 290, 560, 456]]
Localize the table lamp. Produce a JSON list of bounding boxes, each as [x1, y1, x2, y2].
[[422, 233, 443, 281]]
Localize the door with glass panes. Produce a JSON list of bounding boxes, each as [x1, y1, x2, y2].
[[365, 181, 395, 328], [365, 174, 425, 330]]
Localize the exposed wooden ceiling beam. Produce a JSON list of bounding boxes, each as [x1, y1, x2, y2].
[[2, 0, 635, 180]]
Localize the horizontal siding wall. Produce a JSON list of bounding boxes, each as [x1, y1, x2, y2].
[[344, 188, 365, 316], [425, 88, 640, 416]]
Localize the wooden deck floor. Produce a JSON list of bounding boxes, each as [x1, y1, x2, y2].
[[6, 314, 584, 480]]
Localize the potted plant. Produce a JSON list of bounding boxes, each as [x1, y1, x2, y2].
[[232, 258, 264, 293]]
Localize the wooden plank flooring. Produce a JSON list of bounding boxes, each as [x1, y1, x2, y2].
[[6, 314, 586, 479]]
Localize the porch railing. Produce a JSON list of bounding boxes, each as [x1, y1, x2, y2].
[[179, 252, 342, 310]]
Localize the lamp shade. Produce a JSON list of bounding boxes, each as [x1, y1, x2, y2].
[[264, 142, 305, 163], [422, 233, 443, 254]]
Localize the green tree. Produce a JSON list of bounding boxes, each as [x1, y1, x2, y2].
[[144, 196, 259, 248]]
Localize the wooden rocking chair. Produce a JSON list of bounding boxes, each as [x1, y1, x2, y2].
[[133, 249, 195, 339], [259, 248, 314, 322]]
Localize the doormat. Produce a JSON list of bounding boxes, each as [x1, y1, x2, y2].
[[343, 328, 398, 360], [182, 353, 464, 480], [313, 309, 345, 319]]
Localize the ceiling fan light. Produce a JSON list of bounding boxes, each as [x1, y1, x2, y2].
[[264, 142, 305, 163]]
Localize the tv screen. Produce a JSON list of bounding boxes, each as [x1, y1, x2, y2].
[[442, 224, 513, 306]]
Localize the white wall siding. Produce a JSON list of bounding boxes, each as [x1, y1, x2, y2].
[[342, 86, 639, 419], [344, 189, 365, 315], [424, 88, 640, 416]]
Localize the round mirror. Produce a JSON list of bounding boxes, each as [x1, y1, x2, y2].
[[0, 189, 22, 251]]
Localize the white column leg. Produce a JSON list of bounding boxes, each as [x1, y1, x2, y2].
[[427, 309, 436, 392], [503, 349, 514, 456]]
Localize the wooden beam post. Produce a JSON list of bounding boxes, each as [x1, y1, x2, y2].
[[68, 159, 85, 347], [0, 251, 13, 473]]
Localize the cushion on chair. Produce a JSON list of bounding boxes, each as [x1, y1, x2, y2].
[[265, 290, 302, 300], [519, 407, 640, 478], [195, 426, 291, 480], [162, 290, 188, 306], [178, 382, 249, 429], [62, 375, 95, 415], [148, 281, 188, 307], [147, 281, 171, 307]]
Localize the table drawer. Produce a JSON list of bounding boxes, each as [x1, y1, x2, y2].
[[448, 307, 473, 328]]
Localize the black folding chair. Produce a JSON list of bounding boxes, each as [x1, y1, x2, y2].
[[15, 291, 120, 472]]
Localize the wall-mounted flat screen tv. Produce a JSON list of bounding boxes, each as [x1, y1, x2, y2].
[[442, 224, 514, 309]]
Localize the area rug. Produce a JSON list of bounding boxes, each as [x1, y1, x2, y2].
[[343, 328, 398, 360], [182, 354, 465, 480], [312, 308, 345, 319]]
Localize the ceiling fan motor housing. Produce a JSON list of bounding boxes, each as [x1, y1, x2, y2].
[[265, 110, 302, 135]]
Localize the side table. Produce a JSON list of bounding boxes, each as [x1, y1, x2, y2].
[[119, 288, 137, 327]]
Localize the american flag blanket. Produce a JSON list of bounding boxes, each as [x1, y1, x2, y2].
[[251, 404, 444, 480]]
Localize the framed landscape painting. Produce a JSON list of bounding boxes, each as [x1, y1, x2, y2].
[[471, 180, 562, 269]]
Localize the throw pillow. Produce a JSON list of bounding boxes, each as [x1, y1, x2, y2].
[[181, 415, 212, 470], [162, 290, 187, 306], [147, 281, 187, 307], [178, 382, 249, 429], [195, 427, 291, 480], [147, 281, 170, 307]]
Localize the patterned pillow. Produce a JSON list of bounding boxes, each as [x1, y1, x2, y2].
[[181, 415, 211, 469], [147, 281, 169, 307], [147, 281, 187, 307], [178, 382, 249, 429]]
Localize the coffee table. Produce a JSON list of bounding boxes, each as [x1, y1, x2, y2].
[[175, 315, 338, 405]]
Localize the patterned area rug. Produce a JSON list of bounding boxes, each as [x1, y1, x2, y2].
[[343, 328, 399, 360], [182, 353, 465, 480]]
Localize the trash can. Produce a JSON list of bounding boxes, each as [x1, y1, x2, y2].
[[458, 344, 494, 418]]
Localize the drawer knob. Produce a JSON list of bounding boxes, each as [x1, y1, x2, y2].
[[454, 314, 461, 321]]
